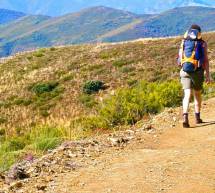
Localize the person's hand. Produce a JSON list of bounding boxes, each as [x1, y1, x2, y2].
[[205, 76, 211, 84]]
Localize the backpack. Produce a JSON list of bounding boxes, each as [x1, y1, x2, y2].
[[181, 28, 204, 73]]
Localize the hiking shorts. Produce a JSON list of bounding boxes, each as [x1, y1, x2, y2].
[[180, 69, 204, 91]]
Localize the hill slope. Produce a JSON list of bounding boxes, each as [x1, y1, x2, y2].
[[0, 32, 214, 131], [0, 8, 25, 24]]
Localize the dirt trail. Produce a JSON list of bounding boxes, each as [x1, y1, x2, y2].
[[2, 98, 215, 193], [49, 98, 215, 193]]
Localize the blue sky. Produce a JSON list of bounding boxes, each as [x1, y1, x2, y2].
[[0, 0, 214, 16]]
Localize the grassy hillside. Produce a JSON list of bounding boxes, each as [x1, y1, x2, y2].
[[0, 38, 177, 128], [0, 8, 25, 25], [0, 33, 215, 170], [0, 32, 215, 130]]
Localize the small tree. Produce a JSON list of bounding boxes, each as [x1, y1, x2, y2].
[[83, 80, 105, 94]]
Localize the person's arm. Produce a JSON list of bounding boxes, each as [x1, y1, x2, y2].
[[203, 42, 210, 83]]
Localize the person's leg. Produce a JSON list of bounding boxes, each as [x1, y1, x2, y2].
[[190, 69, 204, 124], [180, 69, 192, 128], [193, 90, 203, 123], [182, 88, 192, 127], [183, 89, 192, 113]]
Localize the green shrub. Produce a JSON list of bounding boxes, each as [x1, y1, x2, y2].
[[0, 141, 24, 171], [30, 85, 64, 115], [153, 81, 182, 107], [98, 81, 182, 128], [28, 81, 64, 114], [32, 138, 61, 152], [70, 116, 106, 135], [30, 126, 65, 151], [99, 88, 144, 126], [29, 81, 59, 95], [0, 125, 66, 171], [29, 82, 64, 114], [83, 80, 105, 94], [203, 83, 215, 99], [79, 116, 106, 131], [0, 151, 22, 172]]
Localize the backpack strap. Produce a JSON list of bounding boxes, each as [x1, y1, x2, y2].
[[180, 39, 185, 54]]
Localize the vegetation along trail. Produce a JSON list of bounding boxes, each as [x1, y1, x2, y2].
[[2, 97, 214, 193], [48, 98, 215, 193]]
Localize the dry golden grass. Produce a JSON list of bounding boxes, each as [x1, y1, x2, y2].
[[0, 33, 214, 133]]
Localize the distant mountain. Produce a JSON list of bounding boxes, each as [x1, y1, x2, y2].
[[0, 0, 215, 16], [100, 6, 215, 42], [1, 6, 215, 57], [0, 8, 25, 24], [0, 6, 144, 56], [0, 14, 51, 56]]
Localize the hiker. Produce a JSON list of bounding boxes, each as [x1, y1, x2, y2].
[[178, 24, 210, 128]]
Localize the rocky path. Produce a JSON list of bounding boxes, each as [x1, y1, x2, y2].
[[1, 98, 215, 193]]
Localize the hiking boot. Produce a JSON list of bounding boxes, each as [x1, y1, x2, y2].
[[183, 122, 190, 128], [195, 113, 203, 124], [183, 113, 190, 128], [196, 119, 203, 124]]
